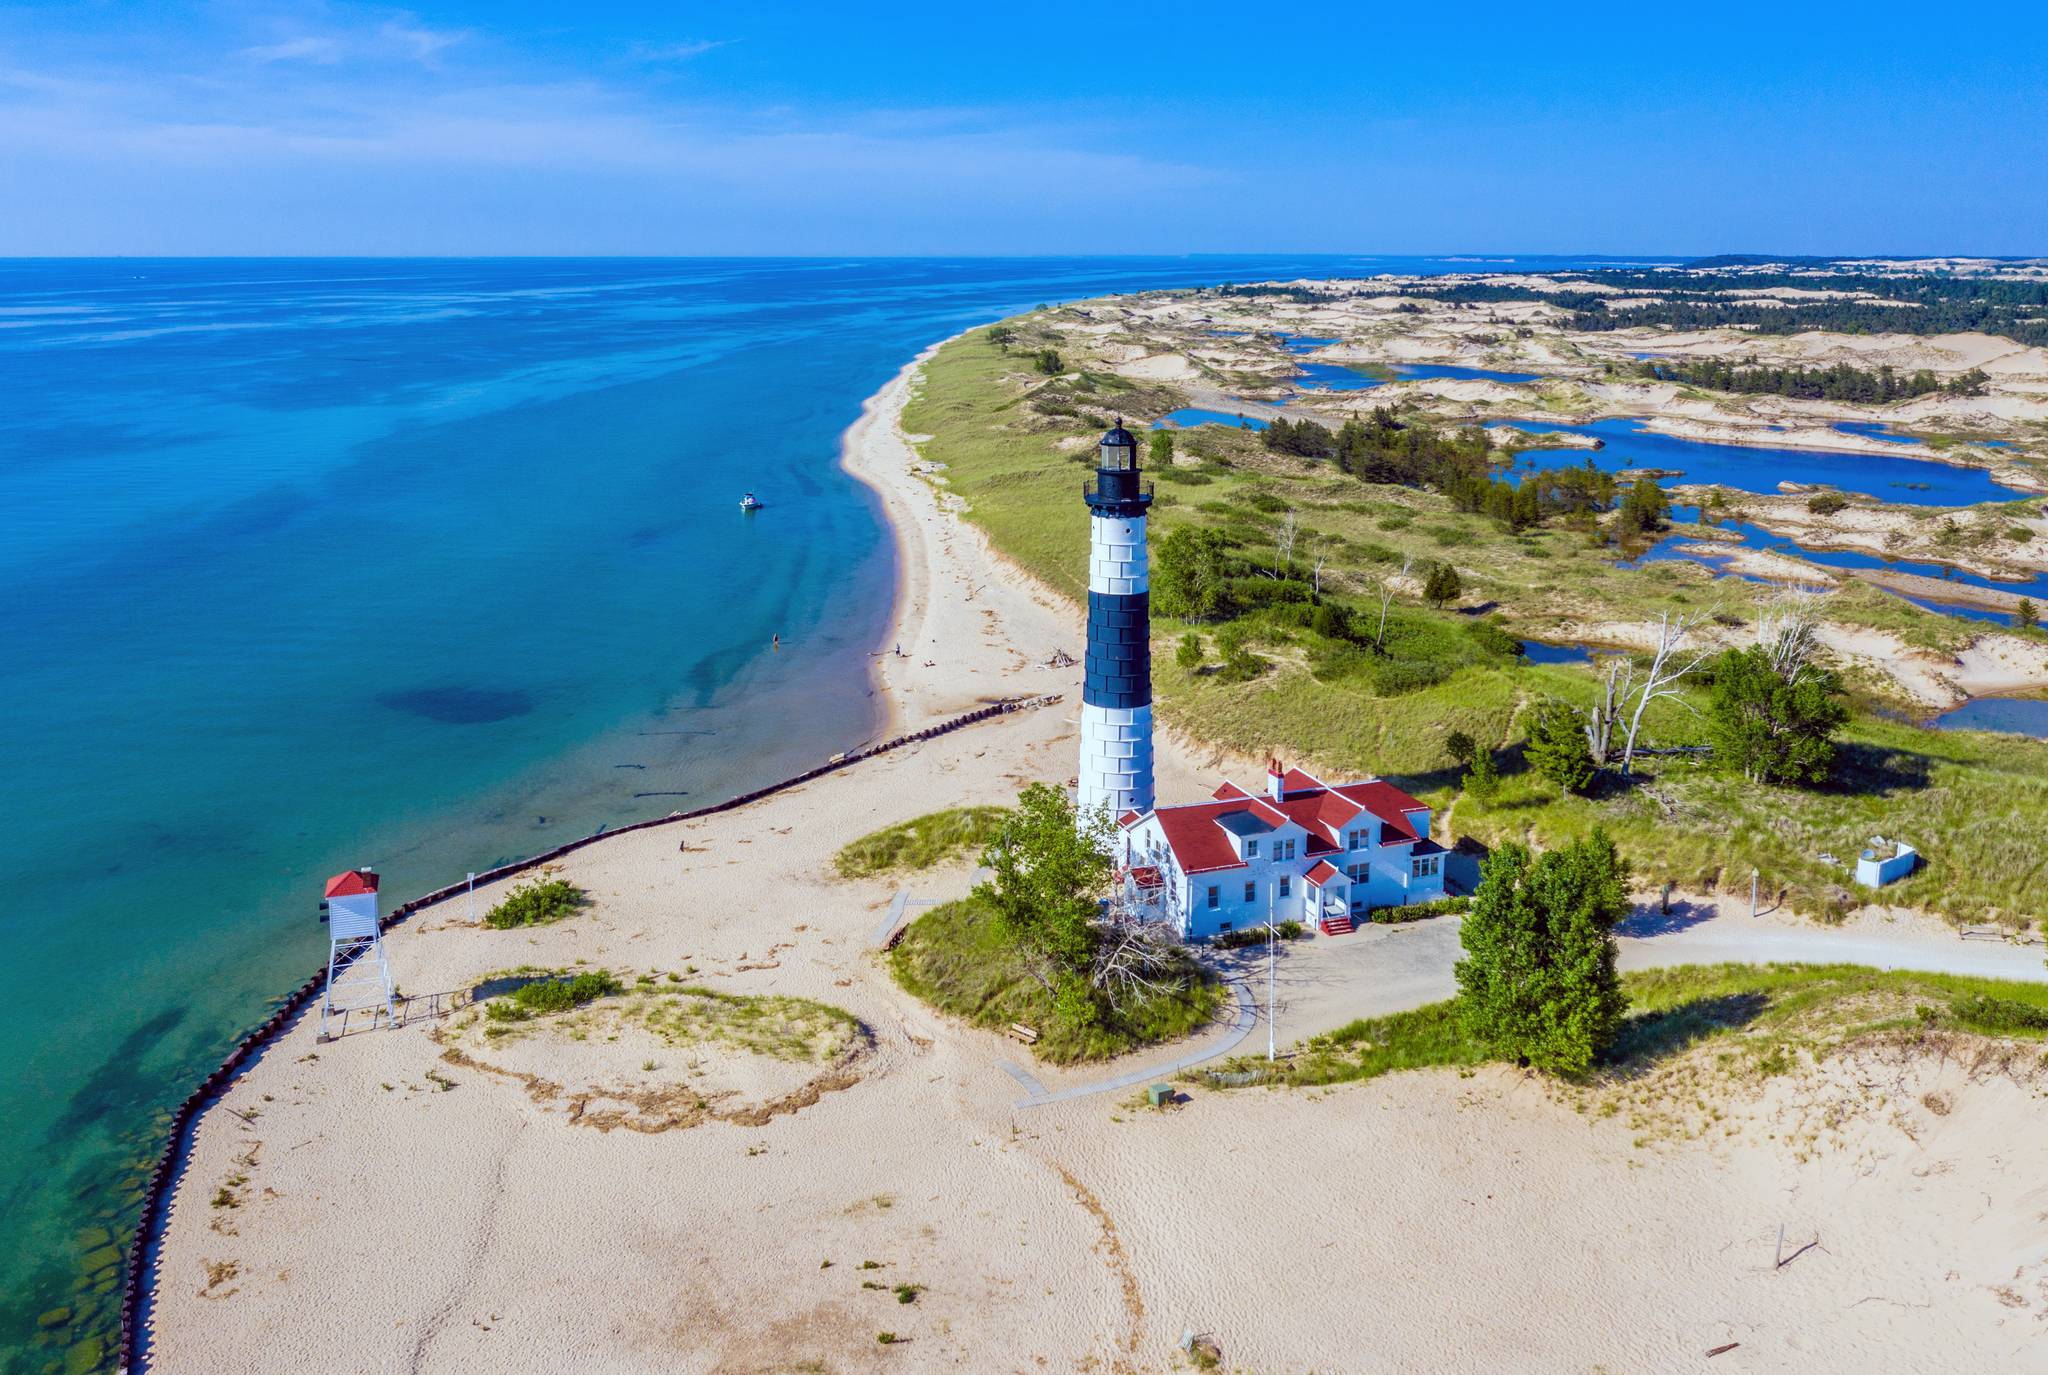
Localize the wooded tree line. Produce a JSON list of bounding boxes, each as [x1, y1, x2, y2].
[[1402, 269, 2048, 348], [1265, 409, 1664, 536], [1631, 356, 1988, 403]]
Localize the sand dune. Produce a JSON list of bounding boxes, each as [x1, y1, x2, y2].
[[145, 345, 2048, 1373]]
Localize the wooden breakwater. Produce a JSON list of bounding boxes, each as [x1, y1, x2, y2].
[[116, 693, 1056, 1372]]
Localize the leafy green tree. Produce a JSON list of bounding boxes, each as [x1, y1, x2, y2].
[[1423, 560, 1463, 609], [1707, 646, 1850, 785], [1175, 631, 1205, 670], [1152, 526, 1230, 621], [2016, 597, 2039, 632], [1033, 348, 1064, 376], [1525, 701, 1596, 794], [976, 784, 1112, 1024], [985, 325, 1017, 349], [1148, 427, 1175, 467], [1454, 830, 1632, 1075]]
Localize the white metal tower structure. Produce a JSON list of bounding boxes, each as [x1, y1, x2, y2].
[[320, 869, 397, 1039], [1078, 420, 1156, 827]]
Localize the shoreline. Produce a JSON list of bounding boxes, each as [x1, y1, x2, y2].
[[837, 335, 952, 741], [137, 336, 2048, 1375]]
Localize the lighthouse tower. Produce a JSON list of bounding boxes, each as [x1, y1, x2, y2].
[[1078, 419, 1155, 825]]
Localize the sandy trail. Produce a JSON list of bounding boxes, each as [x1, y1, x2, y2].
[[146, 344, 2048, 1374]]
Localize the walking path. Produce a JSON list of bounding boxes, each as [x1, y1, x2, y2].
[[1010, 979, 1256, 1109], [1002, 899, 2048, 1107]]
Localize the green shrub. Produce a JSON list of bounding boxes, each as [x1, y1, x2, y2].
[[1950, 993, 2048, 1034], [483, 878, 587, 929], [1216, 647, 1269, 683], [1213, 919, 1305, 948], [1806, 491, 1848, 515], [1368, 896, 1470, 924], [488, 970, 623, 1021], [1175, 632, 1205, 670]]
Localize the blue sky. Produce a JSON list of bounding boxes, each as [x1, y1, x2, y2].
[[2, 1, 2044, 256]]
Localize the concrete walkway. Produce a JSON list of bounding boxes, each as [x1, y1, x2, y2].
[[1003, 903, 2048, 1108], [1011, 978, 1256, 1109]]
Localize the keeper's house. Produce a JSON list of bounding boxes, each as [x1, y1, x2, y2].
[[1117, 760, 1445, 939]]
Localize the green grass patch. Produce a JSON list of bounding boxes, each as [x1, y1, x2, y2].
[[889, 893, 1226, 1063], [1208, 963, 2048, 1089], [834, 806, 1012, 879], [621, 985, 861, 1061]]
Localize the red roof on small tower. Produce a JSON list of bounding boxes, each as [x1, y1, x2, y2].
[[324, 869, 379, 898]]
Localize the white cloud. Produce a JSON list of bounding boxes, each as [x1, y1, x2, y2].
[[629, 40, 729, 63], [232, 9, 468, 68]]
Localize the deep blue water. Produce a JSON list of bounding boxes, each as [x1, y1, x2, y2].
[[11, 254, 1686, 1369], [1295, 361, 1385, 392], [1393, 362, 1544, 384], [1935, 696, 2048, 738], [1488, 417, 2032, 506], [1159, 407, 1270, 431], [1834, 419, 2013, 451]]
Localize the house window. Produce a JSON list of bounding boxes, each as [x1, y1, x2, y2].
[[1219, 921, 1233, 933], [1280, 838, 1297, 860], [1245, 839, 1259, 858], [1278, 877, 1292, 898], [1347, 829, 1367, 851], [1206, 886, 1220, 909], [1243, 881, 1257, 903], [1412, 855, 1441, 879], [1345, 862, 1368, 883]]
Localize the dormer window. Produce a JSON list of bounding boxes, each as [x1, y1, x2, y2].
[[1245, 839, 1259, 858]]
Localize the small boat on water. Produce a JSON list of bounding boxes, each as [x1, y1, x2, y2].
[[740, 492, 764, 512]]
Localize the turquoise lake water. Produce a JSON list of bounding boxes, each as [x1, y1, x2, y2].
[[9, 255, 1682, 1368]]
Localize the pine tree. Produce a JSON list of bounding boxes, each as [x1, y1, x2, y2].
[[1526, 701, 1596, 795], [2016, 597, 2039, 632], [1706, 646, 1849, 785], [1464, 746, 1499, 802], [1423, 561, 1463, 609]]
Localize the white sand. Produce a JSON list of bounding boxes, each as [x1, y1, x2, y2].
[[147, 345, 2048, 1373]]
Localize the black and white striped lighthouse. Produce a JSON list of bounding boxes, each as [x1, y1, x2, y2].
[[1079, 419, 1155, 823]]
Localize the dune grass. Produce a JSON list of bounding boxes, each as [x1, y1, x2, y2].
[[1206, 963, 2048, 1090], [889, 894, 1225, 1064], [908, 313, 2048, 924], [834, 806, 1012, 879]]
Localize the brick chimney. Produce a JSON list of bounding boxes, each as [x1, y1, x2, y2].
[[1266, 757, 1285, 801]]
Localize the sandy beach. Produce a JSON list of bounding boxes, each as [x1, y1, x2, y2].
[[143, 346, 2048, 1373]]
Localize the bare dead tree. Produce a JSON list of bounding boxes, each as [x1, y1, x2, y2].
[[1274, 508, 1299, 571], [1090, 893, 1190, 1011], [1312, 547, 1329, 597], [1585, 657, 1628, 768], [1619, 609, 1714, 775], [1369, 556, 1413, 651], [1758, 586, 1827, 684]]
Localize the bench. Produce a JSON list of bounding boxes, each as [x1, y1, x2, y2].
[[1006, 1022, 1040, 1045]]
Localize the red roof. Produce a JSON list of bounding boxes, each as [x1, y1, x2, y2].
[[1123, 772, 1433, 872], [1331, 781, 1430, 844], [1304, 859, 1341, 885], [325, 869, 379, 898], [1117, 809, 1141, 828]]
